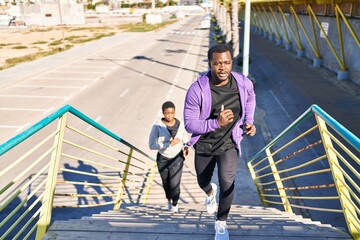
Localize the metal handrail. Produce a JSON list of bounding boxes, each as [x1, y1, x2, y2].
[[0, 105, 157, 240], [0, 105, 154, 159], [248, 104, 360, 239]]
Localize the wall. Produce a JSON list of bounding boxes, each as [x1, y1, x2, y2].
[[247, 10, 360, 85]]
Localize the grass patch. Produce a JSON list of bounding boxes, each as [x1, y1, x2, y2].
[[12, 45, 28, 49], [32, 41, 48, 44], [1, 20, 178, 70], [68, 26, 111, 32], [49, 40, 63, 46], [64, 35, 87, 41], [1, 48, 64, 70], [69, 32, 115, 44], [30, 27, 54, 32], [1, 43, 19, 46], [118, 20, 177, 32]]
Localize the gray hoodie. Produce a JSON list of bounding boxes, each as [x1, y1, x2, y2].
[[148, 119, 189, 159]]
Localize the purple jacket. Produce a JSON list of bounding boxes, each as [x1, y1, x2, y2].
[[183, 71, 256, 154]]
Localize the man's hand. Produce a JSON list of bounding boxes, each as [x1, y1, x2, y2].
[[218, 104, 234, 128], [244, 123, 256, 136]]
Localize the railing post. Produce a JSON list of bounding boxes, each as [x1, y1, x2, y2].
[[113, 148, 133, 210], [315, 115, 360, 239], [36, 113, 67, 240], [266, 148, 293, 213], [141, 163, 157, 205], [247, 161, 267, 206]]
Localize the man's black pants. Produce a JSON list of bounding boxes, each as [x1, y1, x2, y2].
[[194, 147, 238, 221]]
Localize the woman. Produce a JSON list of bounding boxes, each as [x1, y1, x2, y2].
[[148, 101, 189, 213]]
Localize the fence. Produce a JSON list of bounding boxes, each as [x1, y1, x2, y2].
[[248, 104, 360, 239], [0, 104, 156, 240]]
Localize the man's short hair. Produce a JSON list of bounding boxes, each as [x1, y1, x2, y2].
[[207, 44, 233, 63], [162, 101, 175, 112]]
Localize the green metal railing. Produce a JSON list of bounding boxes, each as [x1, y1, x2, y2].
[[0, 105, 156, 240], [248, 104, 360, 239]]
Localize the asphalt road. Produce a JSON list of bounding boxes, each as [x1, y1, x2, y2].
[[0, 16, 208, 150]]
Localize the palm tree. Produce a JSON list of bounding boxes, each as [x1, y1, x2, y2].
[[231, 0, 239, 64]]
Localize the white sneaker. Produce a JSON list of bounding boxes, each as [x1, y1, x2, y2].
[[171, 205, 178, 213], [205, 183, 217, 214], [215, 220, 229, 240]]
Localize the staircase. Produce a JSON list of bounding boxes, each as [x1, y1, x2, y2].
[[44, 204, 351, 239], [43, 153, 352, 239]]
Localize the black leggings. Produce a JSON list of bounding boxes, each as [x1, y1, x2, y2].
[[157, 152, 184, 206], [195, 147, 238, 221]]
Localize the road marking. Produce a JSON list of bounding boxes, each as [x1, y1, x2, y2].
[[57, 66, 113, 69], [0, 94, 67, 99], [269, 89, 319, 159], [15, 85, 84, 89], [0, 125, 21, 129], [29, 77, 96, 81], [43, 107, 54, 115], [164, 30, 197, 101], [141, 72, 145, 76], [64, 95, 73, 101], [49, 70, 105, 74], [120, 88, 129, 98], [86, 116, 102, 131], [269, 90, 293, 122], [16, 123, 30, 132], [0, 107, 47, 111]]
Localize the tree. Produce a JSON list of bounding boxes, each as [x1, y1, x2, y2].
[[231, 0, 239, 63]]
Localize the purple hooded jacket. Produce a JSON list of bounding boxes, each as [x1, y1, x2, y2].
[[183, 71, 256, 155]]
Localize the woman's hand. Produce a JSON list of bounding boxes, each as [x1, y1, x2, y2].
[[170, 138, 181, 146], [183, 147, 189, 157]]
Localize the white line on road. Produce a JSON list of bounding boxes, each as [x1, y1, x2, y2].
[[0, 107, 47, 111], [64, 95, 73, 101], [86, 116, 102, 131], [120, 88, 129, 98], [29, 77, 97, 81], [15, 85, 84, 89], [0, 125, 21, 129], [269, 90, 293, 122], [141, 72, 146, 76], [57, 66, 114, 69], [164, 30, 197, 101], [16, 123, 30, 132], [49, 70, 105, 74], [0, 94, 67, 99], [43, 107, 54, 115], [269, 89, 319, 159]]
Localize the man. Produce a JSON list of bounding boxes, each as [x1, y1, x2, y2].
[[183, 44, 256, 240]]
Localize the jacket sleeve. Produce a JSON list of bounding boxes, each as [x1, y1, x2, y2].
[[180, 122, 190, 144], [244, 78, 256, 124], [184, 82, 219, 135], [148, 124, 170, 150]]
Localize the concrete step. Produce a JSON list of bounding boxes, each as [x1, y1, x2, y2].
[[44, 204, 351, 240]]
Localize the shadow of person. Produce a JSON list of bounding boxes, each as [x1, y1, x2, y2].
[[63, 163, 89, 205], [0, 196, 37, 239], [76, 160, 114, 204]]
